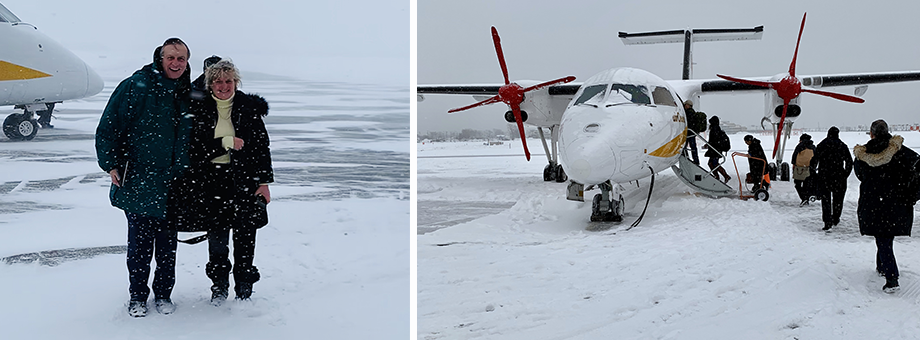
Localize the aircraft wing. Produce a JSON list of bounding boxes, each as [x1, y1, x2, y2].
[[678, 71, 920, 93], [668, 70, 920, 100]]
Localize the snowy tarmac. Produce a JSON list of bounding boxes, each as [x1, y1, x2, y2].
[[418, 132, 920, 339], [0, 76, 409, 339]]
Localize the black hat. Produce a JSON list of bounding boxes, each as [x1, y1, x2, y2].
[[827, 126, 839, 138], [709, 116, 719, 125], [203, 55, 221, 69], [744, 134, 753, 143], [800, 133, 811, 141]]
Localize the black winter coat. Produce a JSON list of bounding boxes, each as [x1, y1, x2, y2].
[[705, 125, 727, 158], [170, 91, 273, 231], [812, 136, 852, 187], [747, 138, 767, 177], [854, 134, 920, 237]]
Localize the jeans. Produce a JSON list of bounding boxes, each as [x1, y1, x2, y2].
[[685, 136, 699, 165], [126, 213, 177, 302]]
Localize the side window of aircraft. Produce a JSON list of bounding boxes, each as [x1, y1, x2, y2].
[[573, 84, 608, 107], [652, 86, 677, 107], [608, 84, 651, 106], [0, 3, 21, 23]]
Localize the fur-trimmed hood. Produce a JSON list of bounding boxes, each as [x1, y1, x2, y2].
[[854, 134, 903, 167], [234, 91, 269, 117]]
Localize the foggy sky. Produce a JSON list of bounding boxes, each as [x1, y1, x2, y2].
[[4, 0, 408, 85], [418, 0, 920, 133]]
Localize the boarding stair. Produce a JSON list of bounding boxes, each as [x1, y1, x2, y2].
[[670, 130, 735, 198]]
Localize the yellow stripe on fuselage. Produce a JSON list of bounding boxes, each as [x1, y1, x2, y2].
[[0, 60, 51, 81], [648, 128, 686, 158]]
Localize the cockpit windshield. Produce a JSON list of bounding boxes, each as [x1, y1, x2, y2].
[[573, 84, 608, 107], [607, 84, 650, 106], [0, 3, 22, 23]]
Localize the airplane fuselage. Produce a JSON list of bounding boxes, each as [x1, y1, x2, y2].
[[559, 68, 686, 186], [0, 22, 103, 106]]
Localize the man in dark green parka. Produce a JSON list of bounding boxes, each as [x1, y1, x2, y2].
[[95, 38, 192, 318]]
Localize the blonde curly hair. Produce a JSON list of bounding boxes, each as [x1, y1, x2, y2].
[[205, 59, 242, 90]]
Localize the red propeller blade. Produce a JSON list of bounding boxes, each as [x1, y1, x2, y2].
[[447, 95, 502, 113], [716, 74, 775, 88], [491, 26, 511, 85], [802, 88, 865, 103], [522, 76, 577, 92], [789, 13, 806, 78], [772, 100, 790, 158], [511, 103, 531, 161]]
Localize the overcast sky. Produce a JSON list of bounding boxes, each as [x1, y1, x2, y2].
[[418, 0, 920, 133], [4, 0, 408, 85]]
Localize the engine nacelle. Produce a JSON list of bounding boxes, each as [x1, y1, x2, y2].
[[763, 91, 802, 125], [504, 110, 529, 123], [773, 104, 801, 118]]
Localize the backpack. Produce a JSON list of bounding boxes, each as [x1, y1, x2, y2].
[[714, 129, 730, 152], [794, 148, 814, 167], [688, 110, 707, 134]]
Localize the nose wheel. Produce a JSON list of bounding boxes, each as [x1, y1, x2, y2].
[[590, 183, 624, 222]]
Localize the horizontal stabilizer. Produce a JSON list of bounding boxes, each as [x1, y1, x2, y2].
[[619, 26, 763, 45]]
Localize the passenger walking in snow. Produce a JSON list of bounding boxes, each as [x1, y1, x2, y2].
[[94, 38, 193, 317], [812, 126, 853, 231], [743, 135, 768, 191], [791, 133, 816, 206], [704, 115, 731, 183], [187, 59, 273, 305], [683, 100, 706, 165], [854, 119, 920, 293]]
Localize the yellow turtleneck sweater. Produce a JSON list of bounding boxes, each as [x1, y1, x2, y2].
[[211, 93, 235, 164]]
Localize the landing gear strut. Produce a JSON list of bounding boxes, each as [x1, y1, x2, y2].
[[590, 181, 624, 222], [537, 126, 567, 182]]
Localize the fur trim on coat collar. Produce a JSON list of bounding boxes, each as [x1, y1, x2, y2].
[[854, 135, 903, 167]]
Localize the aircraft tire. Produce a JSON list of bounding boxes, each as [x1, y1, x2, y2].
[[780, 162, 790, 181], [554, 164, 567, 182], [3, 114, 25, 140], [590, 194, 604, 222], [543, 164, 555, 181], [753, 188, 770, 202]]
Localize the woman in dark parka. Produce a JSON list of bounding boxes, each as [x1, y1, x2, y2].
[[188, 59, 273, 304], [854, 119, 920, 293]]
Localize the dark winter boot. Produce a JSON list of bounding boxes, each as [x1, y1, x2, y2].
[[155, 298, 176, 314], [236, 282, 253, 300], [234, 266, 260, 300], [883, 277, 900, 294], [210, 282, 229, 306], [127, 300, 148, 318]]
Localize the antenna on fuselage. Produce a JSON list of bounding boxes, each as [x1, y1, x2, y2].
[[618, 26, 764, 80]]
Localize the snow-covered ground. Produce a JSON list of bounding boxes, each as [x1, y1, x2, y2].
[[418, 131, 920, 339], [0, 74, 409, 337]]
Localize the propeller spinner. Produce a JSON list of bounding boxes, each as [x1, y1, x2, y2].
[[447, 26, 576, 161], [716, 13, 864, 158]]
